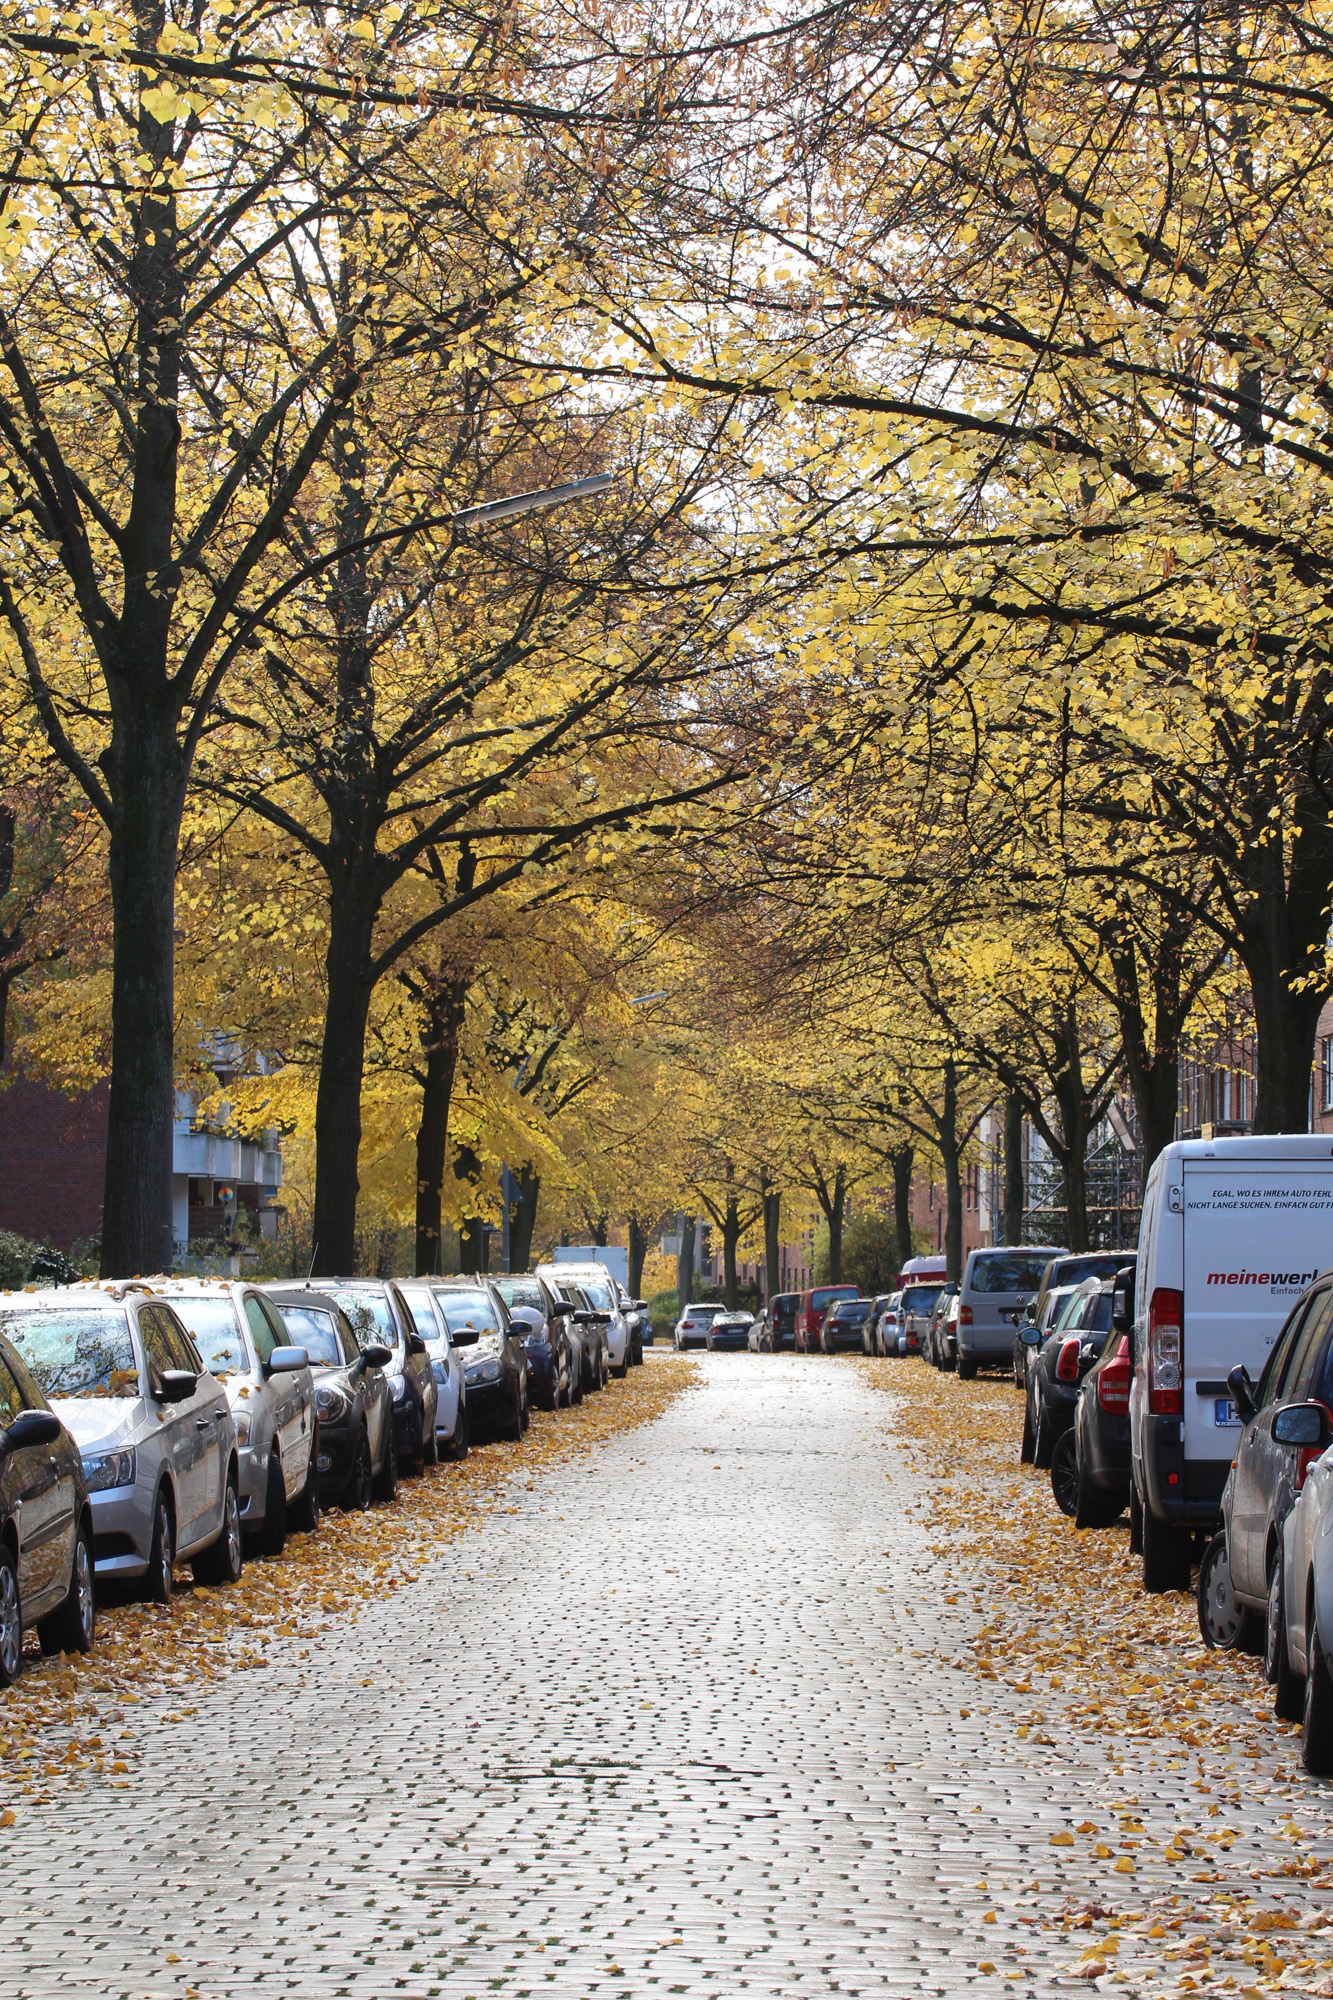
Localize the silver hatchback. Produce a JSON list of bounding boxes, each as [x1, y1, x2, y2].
[[0, 1285, 242, 1601], [156, 1281, 319, 1555]]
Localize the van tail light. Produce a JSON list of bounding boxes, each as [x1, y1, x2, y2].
[[1097, 1337, 1131, 1415], [959, 1304, 973, 1326], [1055, 1336, 1082, 1383], [1147, 1287, 1184, 1416]]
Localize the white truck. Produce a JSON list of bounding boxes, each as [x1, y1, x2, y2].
[[552, 1244, 629, 1290], [1130, 1134, 1333, 1593]]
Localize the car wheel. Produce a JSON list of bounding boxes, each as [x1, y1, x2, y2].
[[1267, 1546, 1304, 1721], [1050, 1431, 1079, 1518], [39, 1521, 96, 1658], [1197, 1530, 1250, 1649], [1129, 1480, 1144, 1556], [145, 1489, 175, 1604], [344, 1426, 373, 1512], [374, 1423, 399, 1503], [445, 1403, 469, 1462], [258, 1447, 288, 1559], [1033, 1400, 1055, 1470], [290, 1434, 321, 1534], [957, 1356, 977, 1381], [0, 1543, 21, 1687], [1020, 1395, 1036, 1465], [1073, 1447, 1121, 1531], [1303, 1604, 1333, 1775], [194, 1471, 243, 1587], [424, 1413, 440, 1467], [508, 1383, 524, 1442], [571, 1364, 584, 1406], [1141, 1503, 1191, 1594]]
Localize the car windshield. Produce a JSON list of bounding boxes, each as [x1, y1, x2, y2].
[[969, 1255, 1050, 1294], [901, 1286, 943, 1312], [0, 1305, 139, 1399], [435, 1290, 499, 1344], [326, 1289, 398, 1349], [271, 1305, 345, 1366], [171, 1298, 251, 1377], [495, 1280, 543, 1311], [397, 1285, 441, 1336]]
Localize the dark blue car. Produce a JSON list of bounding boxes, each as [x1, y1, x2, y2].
[[494, 1276, 575, 1410]]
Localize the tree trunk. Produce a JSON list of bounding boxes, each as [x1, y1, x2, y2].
[[813, 1163, 847, 1283], [1003, 1092, 1025, 1244], [762, 1176, 781, 1301], [310, 888, 376, 1278], [722, 1194, 741, 1308], [939, 1058, 964, 1283], [676, 1209, 695, 1311], [587, 1213, 608, 1247], [1240, 819, 1331, 1131], [627, 1215, 647, 1297], [413, 976, 466, 1275], [891, 1145, 914, 1270], [460, 1215, 488, 1273], [508, 1165, 540, 1273], [1050, 1006, 1091, 1251]]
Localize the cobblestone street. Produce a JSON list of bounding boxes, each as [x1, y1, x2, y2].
[[5, 1354, 1333, 1999]]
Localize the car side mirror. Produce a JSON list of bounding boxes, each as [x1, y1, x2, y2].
[[406, 1333, 428, 1357], [1272, 1400, 1332, 1449], [362, 1343, 393, 1369], [156, 1369, 198, 1404], [545, 1300, 573, 1318], [1020, 1326, 1040, 1347], [266, 1345, 309, 1375], [4, 1408, 63, 1450], [1227, 1364, 1256, 1422]]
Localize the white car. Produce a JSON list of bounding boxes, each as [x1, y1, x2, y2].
[[1279, 1402, 1333, 1772], [674, 1303, 725, 1349], [535, 1263, 630, 1376], [397, 1282, 468, 1459]]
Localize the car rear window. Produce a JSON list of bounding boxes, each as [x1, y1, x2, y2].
[[1051, 1255, 1128, 1287], [901, 1286, 943, 1312], [834, 1301, 871, 1320], [969, 1255, 1050, 1295], [811, 1287, 859, 1310]]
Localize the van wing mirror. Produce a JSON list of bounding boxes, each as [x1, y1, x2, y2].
[[1227, 1364, 1256, 1422], [1272, 1400, 1332, 1449]]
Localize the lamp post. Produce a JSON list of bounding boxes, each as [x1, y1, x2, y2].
[[453, 472, 613, 529]]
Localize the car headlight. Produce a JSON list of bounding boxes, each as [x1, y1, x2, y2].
[[82, 1447, 136, 1493], [314, 1385, 349, 1422], [390, 1373, 408, 1403], [465, 1355, 503, 1384]]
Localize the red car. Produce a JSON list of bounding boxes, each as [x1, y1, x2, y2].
[[794, 1285, 862, 1351]]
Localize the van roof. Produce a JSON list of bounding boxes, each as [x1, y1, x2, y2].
[[1157, 1135, 1333, 1163]]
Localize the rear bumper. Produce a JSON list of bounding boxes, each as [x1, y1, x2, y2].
[[957, 1324, 1016, 1359], [1137, 1414, 1229, 1527]]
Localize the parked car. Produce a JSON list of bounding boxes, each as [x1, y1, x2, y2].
[[795, 1285, 861, 1353], [1014, 1252, 1135, 1387], [266, 1287, 396, 1507], [537, 1264, 630, 1375], [819, 1297, 875, 1354], [1278, 1402, 1333, 1770], [430, 1279, 528, 1442], [898, 1282, 944, 1357], [861, 1294, 892, 1355], [621, 1296, 648, 1365], [1131, 1133, 1333, 1597], [747, 1306, 773, 1352], [707, 1310, 753, 1350], [0, 1328, 95, 1681], [321, 1280, 438, 1474], [955, 1245, 1062, 1380], [1071, 1269, 1135, 1530], [491, 1275, 576, 1410], [398, 1282, 471, 1450], [559, 1281, 611, 1390], [1014, 1283, 1084, 1393], [769, 1293, 800, 1350], [1021, 1278, 1115, 1471], [925, 1286, 959, 1367], [0, 1285, 242, 1602], [1198, 1272, 1333, 1662], [873, 1292, 902, 1356], [156, 1280, 319, 1556], [673, 1303, 726, 1350]]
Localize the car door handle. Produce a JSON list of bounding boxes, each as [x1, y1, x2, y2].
[[195, 1416, 214, 1430]]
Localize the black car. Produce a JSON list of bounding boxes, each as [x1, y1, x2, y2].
[[1070, 1268, 1135, 1530], [0, 1330, 96, 1682], [266, 1288, 396, 1510], [1015, 1252, 1137, 1387], [770, 1292, 800, 1350], [707, 1310, 753, 1350], [819, 1297, 874, 1354], [432, 1278, 529, 1442], [1021, 1278, 1115, 1469], [1198, 1273, 1333, 1687], [493, 1275, 576, 1409], [319, 1280, 438, 1475]]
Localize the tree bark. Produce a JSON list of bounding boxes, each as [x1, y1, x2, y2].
[[1003, 1092, 1025, 1244], [413, 975, 467, 1275], [722, 1193, 741, 1308], [627, 1215, 647, 1297], [310, 885, 377, 1278], [939, 1058, 964, 1283], [1050, 1006, 1091, 1251], [1239, 815, 1332, 1131], [891, 1145, 914, 1271], [675, 1209, 695, 1311], [507, 1164, 541, 1273], [762, 1175, 781, 1301], [813, 1161, 847, 1283]]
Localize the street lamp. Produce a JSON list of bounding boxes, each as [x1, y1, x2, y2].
[[453, 472, 613, 529]]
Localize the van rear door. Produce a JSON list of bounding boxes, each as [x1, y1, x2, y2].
[[1182, 1159, 1333, 1470]]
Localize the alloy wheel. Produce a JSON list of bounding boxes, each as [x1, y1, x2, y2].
[[0, 1562, 20, 1681], [73, 1536, 95, 1648]]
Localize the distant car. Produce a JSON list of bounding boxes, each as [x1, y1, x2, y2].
[[266, 1287, 396, 1507], [747, 1305, 773, 1352], [491, 1275, 576, 1410], [795, 1286, 861, 1353], [1022, 1279, 1115, 1472], [862, 1293, 893, 1355], [431, 1279, 528, 1442], [0, 1328, 95, 1682], [320, 1280, 438, 1474], [1015, 1253, 1135, 1388], [156, 1280, 319, 1556], [1071, 1283, 1133, 1531], [536, 1264, 630, 1375], [707, 1311, 753, 1351], [899, 1282, 945, 1357], [769, 1293, 800, 1350], [872, 1292, 901, 1356], [673, 1303, 725, 1350], [926, 1289, 960, 1369], [1278, 1399, 1333, 1770], [398, 1282, 471, 1451], [1014, 1285, 1082, 1395], [819, 1297, 874, 1354], [0, 1286, 242, 1602]]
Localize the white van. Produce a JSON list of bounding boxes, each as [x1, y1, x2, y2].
[[1130, 1134, 1333, 1593]]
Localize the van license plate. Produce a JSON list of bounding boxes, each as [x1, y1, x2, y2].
[[1214, 1398, 1240, 1428]]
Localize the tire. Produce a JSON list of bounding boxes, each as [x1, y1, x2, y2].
[[38, 1522, 95, 1657], [571, 1359, 584, 1406], [193, 1472, 243, 1587], [0, 1542, 21, 1686], [508, 1383, 524, 1443], [520, 1385, 532, 1429], [1130, 1481, 1144, 1556], [1020, 1396, 1036, 1465], [1303, 1605, 1333, 1776], [957, 1356, 977, 1382], [1050, 1431, 1079, 1518], [257, 1446, 288, 1558], [1073, 1449, 1122, 1531], [290, 1434, 321, 1534], [1267, 1546, 1304, 1721], [374, 1422, 399, 1503], [1142, 1502, 1191, 1594], [145, 1488, 175, 1604], [343, 1427, 373, 1512], [424, 1413, 440, 1467], [444, 1404, 469, 1462], [1197, 1530, 1252, 1650], [613, 1355, 629, 1379], [1033, 1399, 1055, 1471]]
